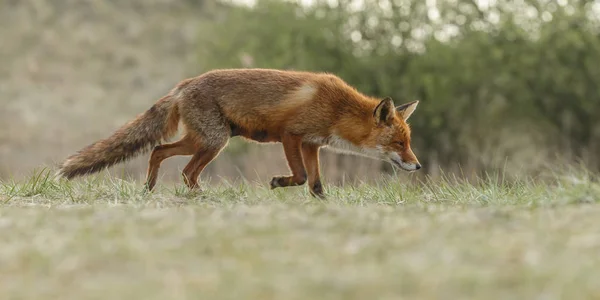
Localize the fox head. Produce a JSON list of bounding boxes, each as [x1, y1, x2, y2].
[[370, 97, 421, 172]]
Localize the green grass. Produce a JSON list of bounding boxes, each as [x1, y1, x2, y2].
[[1, 168, 600, 299]]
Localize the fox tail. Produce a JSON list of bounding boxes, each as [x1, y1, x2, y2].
[[57, 93, 181, 179]]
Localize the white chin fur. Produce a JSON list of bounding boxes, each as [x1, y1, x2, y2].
[[395, 160, 418, 171]]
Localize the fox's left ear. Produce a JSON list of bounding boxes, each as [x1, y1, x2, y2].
[[396, 100, 419, 121], [374, 97, 395, 126]]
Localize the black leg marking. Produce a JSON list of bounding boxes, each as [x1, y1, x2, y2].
[[310, 180, 325, 198]]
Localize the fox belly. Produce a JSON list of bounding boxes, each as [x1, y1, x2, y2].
[[228, 121, 282, 143]]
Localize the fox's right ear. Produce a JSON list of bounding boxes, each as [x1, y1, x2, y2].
[[396, 100, 419, 121], [374, 97, 395, 126]]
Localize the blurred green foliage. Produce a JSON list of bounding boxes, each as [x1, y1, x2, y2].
[[197, 0, 600, 174]]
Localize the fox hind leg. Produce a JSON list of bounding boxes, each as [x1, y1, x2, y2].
[[181, 141, 227, 190], [145, 134, 198, 191], [178, 95, 231, 190]]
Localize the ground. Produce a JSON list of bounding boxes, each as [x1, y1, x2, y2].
[[1, 168, 599, 299]]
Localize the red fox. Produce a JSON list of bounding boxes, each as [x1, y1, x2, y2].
[[57, 68, 421, 197]]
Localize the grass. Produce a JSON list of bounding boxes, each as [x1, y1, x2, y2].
[[1, 168, 600, 299]]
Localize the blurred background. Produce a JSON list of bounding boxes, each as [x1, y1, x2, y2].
[[1, 0, 599, 185]]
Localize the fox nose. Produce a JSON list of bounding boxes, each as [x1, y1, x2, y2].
[[415, 163, 422, 170]]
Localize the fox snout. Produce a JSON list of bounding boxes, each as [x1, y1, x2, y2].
[[388, 148, 421, 171]]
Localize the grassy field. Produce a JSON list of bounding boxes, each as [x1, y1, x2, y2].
[[1, 168, 600, 299]]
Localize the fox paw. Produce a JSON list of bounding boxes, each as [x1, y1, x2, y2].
[[270, 177, 283, 189], [143, 182, 155, 193], [310, 181, 325, 199]]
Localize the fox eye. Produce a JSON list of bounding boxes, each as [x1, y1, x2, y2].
[[396, 141, 404, 147]]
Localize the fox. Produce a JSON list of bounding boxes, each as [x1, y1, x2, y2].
[[57, 68, 421, 198]]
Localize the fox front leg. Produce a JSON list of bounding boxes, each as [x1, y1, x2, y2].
[[270, 133, 308, 190], [301, 143, 325, 198]]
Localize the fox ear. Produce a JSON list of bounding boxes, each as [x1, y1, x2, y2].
[[374, 97, 395, 125], [396, 100, 419, 121]]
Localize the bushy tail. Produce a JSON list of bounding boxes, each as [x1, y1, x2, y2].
[[57, 94, 180, 179]]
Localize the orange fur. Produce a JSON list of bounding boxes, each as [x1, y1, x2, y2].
[[57, 68, 421, 197]]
